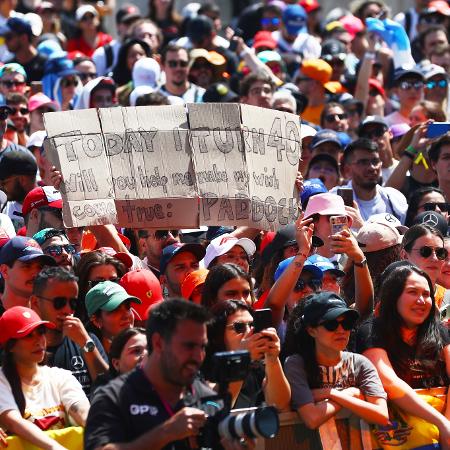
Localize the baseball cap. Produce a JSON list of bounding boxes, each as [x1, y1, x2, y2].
[[393, 67, 424, 82], [299, 0, 321, 13], [304, 193, 347, 219], [368, 78, 386, 98], [253, 31, 277, 51], [301, 124, 317, 139], [321, 39, 347, 57], [86, 281, 141, 317], [22, 186, 62, 216], [32, 228, 66, 246], [306, 254, 345, 277], [424, 0, 450, 16], [75, 4, 98, 22], [274, 255, 323, 281], [367, 212, 408, 234], [203, 83, 239, 103], [421, 63, 447, 80], [186, 15, 213, 44], [116, 4, 141, 24], [96, 247, 133, 269], [0, 236, 56, 266], [0, 63, 27, 79], [0, 151, 37, 180], [282, 4, 307, 36], [28, 93, 57, 112], [412, 211, 448, 237], [119, 269, 163, 319], [190, 49, 226, 67], [339, 14, 364, 37], [300, 59, 332, 85], [0, 306, 55, 346], [302, 292, 359, 326], [301, 178, 328, 206], [132, 57, 160, 88], [311, 129, 342, 150], [0, 17, 33, 37], [358, 115, 388, 136], [181, 268, 209, 303], [357, 222, 402, 252], [160, 243, 206, 275], [390, 123, 410, 139], [26, 131, 47, 149], [204, 234, 256, 268]]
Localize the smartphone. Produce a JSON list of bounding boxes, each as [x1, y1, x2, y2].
[[426, 122, 450, 139], [330, 215, 349, 235], [337, 187, 353, 207], [253, 309, 272, 333], [229, 28, 243, 52]]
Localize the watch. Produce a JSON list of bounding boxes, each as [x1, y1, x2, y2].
[[353, 258, 367, 268], [82, 339, 96, 353]]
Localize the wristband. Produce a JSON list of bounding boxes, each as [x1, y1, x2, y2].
[[353, 258, 367, 268], [403, 145, 418, 159]]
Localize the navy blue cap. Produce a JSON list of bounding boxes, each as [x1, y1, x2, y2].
[[311, 129, 343, 150], [393, 67, 424, 82], [302, 292, 359, 326], [0, 236, 56, 266], [301, 178, 328, 206], [274, 256, 323, 281], [0, 17, 33, 37], [160, 243, 205, 275]]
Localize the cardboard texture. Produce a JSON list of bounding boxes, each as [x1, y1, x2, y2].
[[44, 104, 301, 230]]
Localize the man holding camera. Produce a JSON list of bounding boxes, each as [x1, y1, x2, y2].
[[85, 299, 254, 450]]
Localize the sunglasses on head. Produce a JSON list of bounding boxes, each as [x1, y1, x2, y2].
[[227, 321, 254, 334], [155, 229, 179, 240], [37, 295, 78, 311], [319, 315, 356, 331], [167, 60, 189, 68], [422, 202, 449, 212], [412, 246, 448, 260], [426, 79, 448, 89], [294, 278, 322, 292], [9, 106, 29, 115], [43, 244, 76, 257], [88, 277, 120, 288], [399, 80, 423, 90], [324, 113, 347, 122]]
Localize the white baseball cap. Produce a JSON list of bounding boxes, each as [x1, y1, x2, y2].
[[367, 212, 408, 234], [204, 234, 256, 268], [26, 130, 47, 149], [132, 57, 161, 88], [76, 4, 98, 22], [129, 85, 154, 106]]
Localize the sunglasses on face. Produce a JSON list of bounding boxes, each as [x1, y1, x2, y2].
[[61, 78, 78, 88], [324, 113, 347, 122], [294, 278, 322, 292], [411, 246, 448, 260], [425, 79, 448, 89], [87, 277, 120, 288], [399, 80, 423, 90], [322, 54, 346, 64], [9, 107, 29, 115], [167, 60, 189, 68], [261, 17, 280, 26], [37, 295, 78, 311], [422, 202, 449, 212], [154, 229, 179, 240], [227, 321, 254, 334], [319, 315, 356, 332], [1, 80, 26, 88], [43, 244, 76, 257]]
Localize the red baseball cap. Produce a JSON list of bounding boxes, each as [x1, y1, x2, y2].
[[0, 306, 55, 346], [22, 186, 63, 216], [253, 31, 277, 51], [369, 78, 386, 98], [120, 269, 163, 319], [299, 0, 321, 13]]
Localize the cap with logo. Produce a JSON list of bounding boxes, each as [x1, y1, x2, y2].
[[0, 236, 56, 266], [282, 4, 307, 36], [367, 212, 408, 234], [204, 234, 256, 268], [301, 292, 359, 326], [412, 211, 448, 237], [357, 222, 403, 253], [357, 115, 388, 136], [301, 178, 328, 207], [22, 186, 62, 216], [85, 281, 141, 317], [116, 4, 141, 24], [0, 306, 55, 346], [160, 243, 206, 275]]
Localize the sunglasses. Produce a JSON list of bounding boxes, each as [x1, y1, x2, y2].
[[411, 246, 448, 260], [324, 113, 347, 122], [167, 60, 189, 68], [9, 107, 29, 115], [294, 279, 322, 292], [261, 17, 280, 26], [399, 80, 423, 90], [61, 78, 78, 88], [426, 79, 448, 89], [322, 54, 346, 64], [37, 295, 78, 311], [0, 109, 10, 120], [43, 244, 76, 257], [154, 229, 179, 240], [319, 315, 356, 332], [0, 80, 25, 88], [79, 72, 97, 81], [88, 277, 121, 288], [227, 321, 254, 334], [422, 202, 449, 212], [360, 127, 385, 139]]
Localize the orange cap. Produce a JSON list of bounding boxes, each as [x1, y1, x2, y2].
[[181, 268, 209, 303], [301, 59, 332, 85]]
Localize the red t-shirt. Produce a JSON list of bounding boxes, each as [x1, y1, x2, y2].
[[67, 32, 112, 58]]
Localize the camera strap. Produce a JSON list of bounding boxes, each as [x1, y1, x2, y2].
[[155, 385, 197, 417]]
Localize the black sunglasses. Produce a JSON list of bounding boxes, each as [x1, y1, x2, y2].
[[9, 107, 29, 115], [422, 202, 449, 213], [155, 229, 179, 240], [167, 60, 189, 68], [412, 246, 448, 260], [37, 295, 78, 311], [294, 279, 322, 292], [43, 244, 76, 257], [319, 315, 356, 331], [324, 113, 347, 122], [227, 321, 254, 334], [1, 80, 26, 88]]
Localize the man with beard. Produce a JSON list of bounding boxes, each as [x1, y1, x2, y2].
[[0, 236, 56, 314], [85, 299, 236, 450], [0, 150, 37, 230], [33, 228, 76, 270], [158, 44, 205, 103], [339, 139, 408, 223]]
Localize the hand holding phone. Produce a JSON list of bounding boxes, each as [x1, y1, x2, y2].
[[337, 188, 353, 207], [253, 309, 272, 333], [330, 215, 349, 235]]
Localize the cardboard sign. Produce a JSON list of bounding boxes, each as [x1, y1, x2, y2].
[[44, 104, 301, 230]]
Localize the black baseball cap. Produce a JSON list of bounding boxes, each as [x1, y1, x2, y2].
[[0, 17, 33, 38], [302, 292, 359, 326], [160, 243, 206, 274], [0, 151, 37, 180], [393, 67, 424, 82], [187, 15, 213, 44], [116, 4, 141, 24], [357, 115, 388, 136], [412, 211, 448, 237]]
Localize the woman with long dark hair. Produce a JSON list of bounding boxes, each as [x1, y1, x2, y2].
[[283, 292, 389, 429], [356, 264, 450, 446], [405, 186, 448, 227], [0, 307, 89, 449]]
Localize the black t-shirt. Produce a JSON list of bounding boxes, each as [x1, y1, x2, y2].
[[233, 363, 265, 409], [9, 53, 47, 82], [85, 367, 217, 450], [356, 319, 449, 389], [46, 334, 108, 396]]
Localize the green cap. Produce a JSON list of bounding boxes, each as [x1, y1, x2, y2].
[[85, 281, 141, 317]]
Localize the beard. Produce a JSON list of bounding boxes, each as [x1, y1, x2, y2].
[[8, 179, 28, 202], [160, 349, 199, 387]]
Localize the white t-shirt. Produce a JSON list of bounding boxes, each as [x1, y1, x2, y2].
[[0, 365, 87, 430], [3, 201, 23, 232], [381, 160, 399, 186]]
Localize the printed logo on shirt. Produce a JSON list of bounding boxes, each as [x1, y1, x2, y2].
[[71, 355, 84, 370], [130, 404, 159, 416]]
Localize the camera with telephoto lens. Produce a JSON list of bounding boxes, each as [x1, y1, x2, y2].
[[195, 350, 279, 449]]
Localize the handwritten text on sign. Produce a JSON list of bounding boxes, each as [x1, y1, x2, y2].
[[44, 103, 301, 230]]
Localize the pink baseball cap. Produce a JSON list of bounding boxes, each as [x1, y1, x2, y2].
[[28, 93, 58, 112], [303, 193, 347, 219]]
